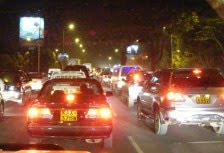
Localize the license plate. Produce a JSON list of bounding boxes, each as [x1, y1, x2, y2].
[[196, 95, 210, 104], [60, 110, 77, 122]]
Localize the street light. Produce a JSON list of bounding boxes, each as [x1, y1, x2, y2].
[[62, 23, 75, 53], [75, 38, 80, 44], [115, 49, 119, 53], [79, 44, 83, 48]]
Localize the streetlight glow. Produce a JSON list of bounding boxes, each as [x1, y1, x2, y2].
[[75, 38, 80, 43], [82, 49, 85, 53], [79, 44, 83, 48], [108, 56, 112, 60], [68, 23, 75, 30], [115, 49, 119, 53], [55, 49, 59, 52]]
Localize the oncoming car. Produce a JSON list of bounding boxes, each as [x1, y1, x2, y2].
[[26, 78, 113, 148], [137, 68, 224, 135]]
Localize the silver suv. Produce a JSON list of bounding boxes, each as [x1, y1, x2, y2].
[[137, 68, 224, 135]]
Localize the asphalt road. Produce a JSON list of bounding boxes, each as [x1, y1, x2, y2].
[[1, 89, 224, 153]]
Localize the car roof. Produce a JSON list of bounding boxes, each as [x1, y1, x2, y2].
[[155, 68, 220, 73], [46, 78, 101, 84]]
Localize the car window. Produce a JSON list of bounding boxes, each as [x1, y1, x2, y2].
[[171, 70, 224, 88], [40, 80, 102, 102]]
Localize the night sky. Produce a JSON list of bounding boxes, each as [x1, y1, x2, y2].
[[0, 0, 218, 66]]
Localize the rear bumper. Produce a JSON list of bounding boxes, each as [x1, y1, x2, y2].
[[27, 124, 112, 139], [161, 108, 224, 125]]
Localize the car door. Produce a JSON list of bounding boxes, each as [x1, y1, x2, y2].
[[139, 78, 153, 115], [142, 72, 163, 116]]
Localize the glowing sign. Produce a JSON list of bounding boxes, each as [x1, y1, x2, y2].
[[19, 17, 44, 46], [127, 45, 139, 54]]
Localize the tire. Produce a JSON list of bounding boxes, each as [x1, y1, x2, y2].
[[0, 102, 4, 120], [103, 134, 113, 148], [212, 122, 224, 134], [29, 137, 42, 144], [137, 103, 143, 121], [154, 110, 168, 135]]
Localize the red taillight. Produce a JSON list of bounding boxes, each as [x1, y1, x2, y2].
[[28, 108, 39, 118], [220, 95, 224, 102], [133, 74, 140, 82], [100, 108, 112, 119], [86, 108, 112, 119], [167, 91, 184, 102], [193, 69, 202, 75], [27, 107, 52, 119]]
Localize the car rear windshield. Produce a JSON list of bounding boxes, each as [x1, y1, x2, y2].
[[39, 81, 103, 102], [171, 70, 224, 88], [121, 67, 141, 76]]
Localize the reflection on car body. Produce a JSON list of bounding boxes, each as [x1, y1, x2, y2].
[[121, 70, 152, 107], [137, 68, 224, 135], [27, 78, 113, 148]]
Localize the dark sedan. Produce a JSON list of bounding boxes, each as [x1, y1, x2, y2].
[[27, 78, 113, 148]]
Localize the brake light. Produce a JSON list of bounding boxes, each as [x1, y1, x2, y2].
[[100, 108, 112, 119], [167, 91, 184, 102], [193, 69, 202, 75], [28, 108, 38, 118], [66, 94, 75, 103], [27, 107, 52, 119], [220, 95, 224, 102], [133, 74, 140, 82], [86, 108, 112, 119]]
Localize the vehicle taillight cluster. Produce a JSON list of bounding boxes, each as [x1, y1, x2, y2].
[[220, 95, 224, 103], [27, 108, 52, 119], [167, 91, 185, 102], [133, 74, 140, 82], [86, 108, 112, 119]]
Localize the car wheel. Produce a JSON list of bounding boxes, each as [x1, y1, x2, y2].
[[212, 122, 224, 134], [137, 103, 143, 121], [154, 110, 168, 135], [29, 137, 42, 144], [103, 134, 113, 148], [0, 102, 4, 120]]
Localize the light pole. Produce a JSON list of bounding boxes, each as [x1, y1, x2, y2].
[[62, 23, 75, 53]]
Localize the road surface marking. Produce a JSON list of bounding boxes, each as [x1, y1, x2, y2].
[[128, 136, 144, 153], [187, 141, 224, 144]]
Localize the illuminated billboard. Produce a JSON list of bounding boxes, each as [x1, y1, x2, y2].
[[126, 44, 140, 55], [19, 17, 44, 46]]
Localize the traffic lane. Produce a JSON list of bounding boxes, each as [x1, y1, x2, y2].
[[2, 96, 139, 152], [109, 95, 224, 153], [3, 95, 224, 153]]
